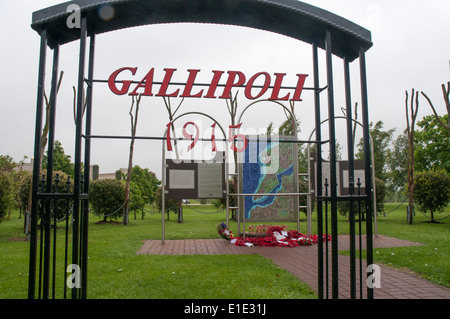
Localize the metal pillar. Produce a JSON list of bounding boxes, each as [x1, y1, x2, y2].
[[43, 42, 60, 299], [313, 41, 324, 300], [28, 27, 47, 299], [359, 47, 374, 299], [343, 56, 356, 299], [72, 15, 87, 299], [80, 29, 96, 299], [325, 30, 339, 299]]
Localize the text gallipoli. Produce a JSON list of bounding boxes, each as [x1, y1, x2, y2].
[[108, 67, 309, 102]]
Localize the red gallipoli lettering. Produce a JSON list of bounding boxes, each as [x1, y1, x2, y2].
[[108, 68, 309, 101]]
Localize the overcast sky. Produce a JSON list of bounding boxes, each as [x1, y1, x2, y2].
[[0, 0, 449, 178]]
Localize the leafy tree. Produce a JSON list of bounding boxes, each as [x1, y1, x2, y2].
[[115, 170, 124, 180], [124, 94, 142, 225], [18, 170, 72, 222], [420, 81, 450, 134], [154, 186, 179, 220], [0, 155, 28, 220], [386, 131, 408, 198], [356, 121, 395, 181], [278, 116, 298, 136], [130, 166, 159, 204], [266, 122, 274, 135], [337, 177, 386, 219], [0, 172, 14, 222], [0, 155, 16, 172], [17, 172, 32, 215], [89, 179, 126, 222], [129, 182, 145, 216], [414, 115, 449, 173], [413, 169, 450, 223], [42, 140, 76, 177]]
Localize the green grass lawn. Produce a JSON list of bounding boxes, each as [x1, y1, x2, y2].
[[0, 202, 448, 299], [369, 203, 450, 287]]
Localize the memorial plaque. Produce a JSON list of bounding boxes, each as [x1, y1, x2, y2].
[[198, 162, 224, 198], [168, 169, 195, 189], [166, 152, 225, 199]]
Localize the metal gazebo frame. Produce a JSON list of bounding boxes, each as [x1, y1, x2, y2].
[[29, 0, 374, 299]]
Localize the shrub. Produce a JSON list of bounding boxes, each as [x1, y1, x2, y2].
[[0, 172, 14, 222], [154, 186, 179, 220], [89, 179, 125, 221], [413, 169, 450, 223], [129, 181, 145, 213], [18, 170, 72, 222], [337, 177, 386, 219]]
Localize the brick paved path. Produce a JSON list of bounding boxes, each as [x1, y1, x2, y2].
[[137, 235, 450, 299]]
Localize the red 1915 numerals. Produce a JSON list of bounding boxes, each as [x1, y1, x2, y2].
[[166, 122, 248, 152]]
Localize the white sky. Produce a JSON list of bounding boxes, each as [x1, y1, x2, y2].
[[0, 0, 449, 178]]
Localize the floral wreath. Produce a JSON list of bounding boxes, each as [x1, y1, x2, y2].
[[217, 223, 331, 247]]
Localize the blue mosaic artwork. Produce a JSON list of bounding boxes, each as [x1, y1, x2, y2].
[[242, 137, 296, 220]]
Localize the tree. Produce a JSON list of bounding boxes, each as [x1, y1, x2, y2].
[[356, 120, 394, 181], [162, 96, 185, 219], [89, 179, 125, 222], [405, 89, 420, 224], [18, 170, 72, 222], [0, 155, 28, 221], [130, 166, 159, 204], [278, 114, 298, 136], [225, 92, 240, 220], [154, 186, 179, 221], [386, 131, 408, 199], [128, 165, 160, 219], [41, 71, 64, 167], [124, 94, 142, 225], [266, 122, 274, 135], [338, 177, 386, 219], [42, 140, 74, 177], [421, 81, 450, 134], [0, 171, 14, 222], [129, 182, 145, 218], [414, 115, 449, 173], [413, 169, 450, 223]]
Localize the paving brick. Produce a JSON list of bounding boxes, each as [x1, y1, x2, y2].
[[137, 235, 450, 299]]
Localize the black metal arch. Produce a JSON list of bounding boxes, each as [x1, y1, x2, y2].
[[29, 0, 374, 300], [32, 0, 372, 61]]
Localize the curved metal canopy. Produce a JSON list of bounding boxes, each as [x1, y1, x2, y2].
[[32, 0, 372, 61]]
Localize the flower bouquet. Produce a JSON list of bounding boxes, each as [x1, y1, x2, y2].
[[246, 224, 288, 237], [217, 223, 234, 241], [217, 223, 331, 248]]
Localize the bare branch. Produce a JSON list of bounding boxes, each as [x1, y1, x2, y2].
[[173, 97, 185, 116], [225, 98, 231, 116], [443, 82, 450, 115], [405, 88, 419, 224], [352, 102, 358, 148], [421, 91, 450, 133], [162, 96, 171, 114], [405, 90, 410, 137], [56, 71, 64, 93], [413, 90, 419, 125], [129, 95, 136, 131], [226, 91, 239, 119], [73, 86, 77, 124]]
